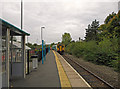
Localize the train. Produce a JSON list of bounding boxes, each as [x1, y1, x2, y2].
[[57, 44, 65, 55]]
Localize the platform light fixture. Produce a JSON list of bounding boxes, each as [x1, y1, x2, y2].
[[41, 27, 45, 41]]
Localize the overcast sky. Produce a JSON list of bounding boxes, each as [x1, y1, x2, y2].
[[0, 0, 119, 44]]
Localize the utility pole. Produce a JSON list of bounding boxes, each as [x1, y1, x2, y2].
[[118, 1, 120, 11], [21, 0, 23, 30]]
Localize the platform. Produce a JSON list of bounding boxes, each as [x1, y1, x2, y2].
[[11, 50, 60, 87], [53, 51, 91, 88], [11, 50, 92, 88]]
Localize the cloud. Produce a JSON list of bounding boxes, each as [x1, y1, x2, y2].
[[1, 0, 119, 44]]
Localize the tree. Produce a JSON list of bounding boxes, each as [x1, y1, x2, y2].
[[26, 42, 34, 49], [106, 11, 120, 38], [58, 42, 61, 44], [50, 42, 55, 47], [98, 11, 120, 39], [33, 43, 37, 47], [79, 37, 81, 41], [62, 33, 72, 47], [104, 12, 116, 24], [85, 19, 99, 41]]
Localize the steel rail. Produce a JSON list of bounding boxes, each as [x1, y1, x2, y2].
[[63, 55, 115, 89]]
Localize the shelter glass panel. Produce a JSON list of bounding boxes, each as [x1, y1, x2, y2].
[[2, 30, 6, 74], [10, 36, 22, 62]]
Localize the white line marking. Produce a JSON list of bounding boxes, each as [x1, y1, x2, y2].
[[60, 54, 92, 88]]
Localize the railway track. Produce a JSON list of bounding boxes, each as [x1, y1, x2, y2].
[[62, 55, 115, 89]]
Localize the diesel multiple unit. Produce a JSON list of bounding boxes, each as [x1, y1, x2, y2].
[[57, 44, 65, 55]]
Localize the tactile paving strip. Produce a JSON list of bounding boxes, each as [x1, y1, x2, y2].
[[53, 51, 72, 88]]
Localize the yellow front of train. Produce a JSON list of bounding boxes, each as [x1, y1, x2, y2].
[[57, 44, 65, 55]]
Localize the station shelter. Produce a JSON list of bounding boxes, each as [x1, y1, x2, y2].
[[0, 18, 30, 87]]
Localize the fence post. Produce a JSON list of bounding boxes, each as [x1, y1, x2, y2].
[[49, 45, 50, 53], [27, 50, 29, 74]]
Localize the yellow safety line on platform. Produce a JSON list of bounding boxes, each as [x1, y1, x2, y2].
[[53, 51, 72, 88]]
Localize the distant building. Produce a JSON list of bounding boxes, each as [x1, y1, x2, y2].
[[118, 1, 120, 11]]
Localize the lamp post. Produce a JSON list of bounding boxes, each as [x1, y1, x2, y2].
[[41, 27, 45, 64]]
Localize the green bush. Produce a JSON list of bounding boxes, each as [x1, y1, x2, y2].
[[72, 42, 84, 57], [111, 59, 119, 68], [81, 41, 98, 62], [95, 38, 118, 66], [65, 37, 119, 70], [65, 42, 75, 55]]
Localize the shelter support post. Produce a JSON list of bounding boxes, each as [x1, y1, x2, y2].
[[6, 28, 10, 87], [10, 36, 13, 79], [21, 35, 25, 78]]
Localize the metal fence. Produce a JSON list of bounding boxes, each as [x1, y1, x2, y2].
[[26, 47, 50, 74]]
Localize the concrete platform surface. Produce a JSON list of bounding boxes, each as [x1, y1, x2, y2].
[[54, 51, 92, 88], [11, 51, 60, 87], [11, 50, 92, 88]]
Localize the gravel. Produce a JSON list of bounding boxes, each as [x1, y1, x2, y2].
[[64, 53, 119, 88]]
